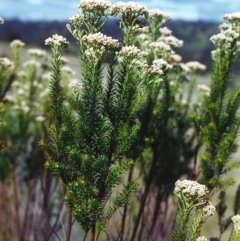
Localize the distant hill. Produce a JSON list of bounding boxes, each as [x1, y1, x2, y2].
[[0, 19, 228, 71]]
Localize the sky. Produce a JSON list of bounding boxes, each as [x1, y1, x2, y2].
[[1, 0, 240, 22]]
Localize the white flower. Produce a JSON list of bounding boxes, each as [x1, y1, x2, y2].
[[148, 9, 170, 22], [219, 23, 232, 31], [202, 203, 216, 216], [0, 17, 4, 24], [79, 0, 111, 14], [69, 14, 84, 26], [117, 45, 148, 59], [136, 33, 148, 41], [149, 41, 172, 52], [210, 33, 233, 46], [60, 56, 69, 64], [159, 35, 183, 48], [82, 32, 119, 49], [69, 79, 83, 93], [10, 39, 25, 48], [0, 57, 13, 69], [196, 236, 208, 241], [186, 61, 206, 71], [42, 72, 52, 80], [146, 59, 171, 75], [169, 54, 182, 63], [61, 66, 75, 75], [35, 115, 46, 122], [197, 84, 210, 92], [223, 12, 240, 23], [232, 214, 240, 230], [28, 48, 47, 58], [111, 1, 148, 17], [45, 34, 69, 48], [159, 27, 172, 36], [152, 58, 172, 70], [174, 180, 209, 198]]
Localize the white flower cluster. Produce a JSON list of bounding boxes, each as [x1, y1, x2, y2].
[[186, 61, 206, 71], [69, 14, 84, 27], [28, 48, 47, 58], [174, 180, 209, 198], [148, 9, 170, 22], [159, 35, 183, 49], [45, 34, 69, 48], [79, 0, 111, 13], [232, 214, 240, 223], [146, 58, 171, 75], [196, 236, 208, 241], [10, 39, 25, 48], [69, 79, 83, 92], [232, 214, 240, 231], [82, 32, 119, 49], [210, 16, 240, 48], [159, 27, 172, 36], [152, 59, 172, 70], [0, 17, 4, 24], [202, 203, 216, 217], [223, 12, 240, 24], [118, 45, 148, 59], [111, 1, 148, 17], [149, 41, 172, 52], [0, 57, 13, 69]]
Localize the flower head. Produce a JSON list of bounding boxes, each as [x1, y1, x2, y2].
[[45, 34, 69, 48], [118, 45, 147, 59], [0, 57, 13, 69], [148, 9, 170, 22], [82, 32, 120, 50], [111, 1, 148, 18], [232, 214, 240, 230], [10, 39, 25, 49], [202, 203, 216, 217], [223, 12, 240, 24], [186, 61, 206, 71], [174, 180, 209, 198], [79, 0, 111, 15], [69, 79, 83, 93]]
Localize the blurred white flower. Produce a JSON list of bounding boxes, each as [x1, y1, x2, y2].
[[28, 48, 47, 58], [196, 236, 208, 241], [197, 84, 210, 92], [186, 61, 206, 71], [232, 214, 240, 230], [0, 17, 4, 24], [61, 66, 75, 75], [0, 57, 13, 69], [35, 115, 46, 122], [10, 39, 25, 48]]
